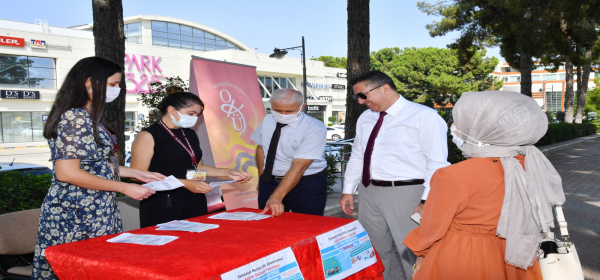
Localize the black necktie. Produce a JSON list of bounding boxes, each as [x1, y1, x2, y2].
[[261, 122, 287, 183]]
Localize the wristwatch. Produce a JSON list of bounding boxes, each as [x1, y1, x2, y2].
[[420, 199, 426, 204]]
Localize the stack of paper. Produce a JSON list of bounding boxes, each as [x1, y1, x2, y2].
[[155, 220, 219, 233], [143, 175, 184, 191], [107, 233, 178, 246], [208, 212, 271, 221]]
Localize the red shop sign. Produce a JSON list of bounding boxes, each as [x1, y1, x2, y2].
[[0, 36, 25, 47]]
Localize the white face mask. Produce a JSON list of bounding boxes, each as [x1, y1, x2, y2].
[[271, 105, 303, 124], [170, 110, 198, 128], [105, 87, 121, 103], [450, 124, 464, 148]]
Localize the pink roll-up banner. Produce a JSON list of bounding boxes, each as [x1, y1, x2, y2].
[[189, 56, 265, 210]]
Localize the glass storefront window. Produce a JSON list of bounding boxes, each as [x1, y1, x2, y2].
[[257, 76, 297, 98], [125, 112, 136, 132], [0, 112, 49, 143], [124, 22, 142, 44], [0, 55, 56, 89], [151, 21, 241, 51]]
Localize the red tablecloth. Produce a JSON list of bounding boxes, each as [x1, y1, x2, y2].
[[45, 208, 384, 280]]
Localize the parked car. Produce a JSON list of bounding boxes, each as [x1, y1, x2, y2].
[[0, 162, 52, 176], [326, 127, 345, 141], [124, 131, 137, 154], [21, 127, 44, 138]]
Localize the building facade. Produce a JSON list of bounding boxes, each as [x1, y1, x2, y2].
[[493, 62, 597, 113], [0, 15, 347, 144]]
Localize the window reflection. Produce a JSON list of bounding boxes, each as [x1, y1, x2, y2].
[[0, 55, 56, 89], [150, 21, 241, 52]]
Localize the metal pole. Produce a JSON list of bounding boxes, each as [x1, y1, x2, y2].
[[302, 36, 308, 113]]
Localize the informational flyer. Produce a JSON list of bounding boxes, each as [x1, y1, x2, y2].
[[316, 221, 377, 280], [106, 233, 178, 246], [143, 175, 184, 191], [209, 212, 270, 221], [221, 247, 304, 280]]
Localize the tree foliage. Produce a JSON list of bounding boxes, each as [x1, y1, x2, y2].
[[136, 76, 189, 131], [311, 56, 347, 69], [585, 77, 600, 115], [372, 47, 502, 101]]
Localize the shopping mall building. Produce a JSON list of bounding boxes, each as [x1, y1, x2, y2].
[[0, 15, 348, 144]]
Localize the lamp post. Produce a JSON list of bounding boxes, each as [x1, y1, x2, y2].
[[269, 36, 308, 113]]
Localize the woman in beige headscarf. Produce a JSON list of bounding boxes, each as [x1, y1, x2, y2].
[[404, 91, 565, 280]]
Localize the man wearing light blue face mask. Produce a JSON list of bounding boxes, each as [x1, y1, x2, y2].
[[251, 89, 328, 217]]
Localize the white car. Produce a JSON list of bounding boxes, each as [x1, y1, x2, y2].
[[21, 127, 44, 138], [0, 162, 52, 176], [124, 131, 137, 154], [326, 127, 345, 141]]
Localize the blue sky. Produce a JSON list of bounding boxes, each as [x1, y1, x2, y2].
[[0, 0, 503, 62]]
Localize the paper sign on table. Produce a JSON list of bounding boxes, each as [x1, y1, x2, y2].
[[221, 247, 304, 280], [155, 220, 219, 233], [316, 220, 377, 280], [209, 179, 238, 188], [208, 212, 270, 221], [106, 233, 178, 246], [143, 175, 184, 191]]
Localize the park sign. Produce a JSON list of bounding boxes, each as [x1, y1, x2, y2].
[[0, 36, 25, 47]]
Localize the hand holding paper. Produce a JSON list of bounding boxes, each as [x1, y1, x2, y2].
[[143, 175, 184, 191]]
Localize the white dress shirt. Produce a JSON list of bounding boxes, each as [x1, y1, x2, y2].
[[251, 113, 327, 176], [342, 95, 450, 200]]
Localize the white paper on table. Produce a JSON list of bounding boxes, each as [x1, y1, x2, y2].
[[221, 247, 304, 280], [155, 220, 219, 233], [106, 233, 178, 245], [208, 212, 270, 221], [208, 179, 238, 188], [143, 175, 184, 191], [316, 220, 377, 280]]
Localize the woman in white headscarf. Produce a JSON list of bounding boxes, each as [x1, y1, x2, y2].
[[403, 91, 565, 280]]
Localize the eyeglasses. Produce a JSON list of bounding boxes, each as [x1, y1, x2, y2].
[[352, 84, 383, 100]]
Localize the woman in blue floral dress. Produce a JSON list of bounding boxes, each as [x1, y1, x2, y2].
[[32, 57, 165, 279]]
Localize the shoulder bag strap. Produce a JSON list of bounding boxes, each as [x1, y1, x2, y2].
[[555, 205, 569, 237]]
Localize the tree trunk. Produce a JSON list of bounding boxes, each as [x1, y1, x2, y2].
[[345, 0, 370, 141], [575, 50, 592, 123], [519, 51, 533, 97], [92, 0, 126, 163], [564, 56, 575, 123]]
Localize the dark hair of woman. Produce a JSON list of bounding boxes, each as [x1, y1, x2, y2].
[[165, 86, 185, 95], [158, 92, 205, 116], [43, 56, 122, 143]]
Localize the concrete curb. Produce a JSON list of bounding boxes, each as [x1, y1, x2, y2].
[[0, 145, 48, 149], [538, 133, 600, 154]]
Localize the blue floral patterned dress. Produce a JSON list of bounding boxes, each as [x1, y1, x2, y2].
[[32, 108, 122, 280]]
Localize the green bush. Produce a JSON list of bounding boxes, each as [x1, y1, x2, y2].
[[324, 153, 341, 192], [535, 122, 600, 147], [0, 172, 51, 214]]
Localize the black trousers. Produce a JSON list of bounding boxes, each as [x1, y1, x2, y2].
[[139, 187, 207, 228], [258, 172, 327, 216]]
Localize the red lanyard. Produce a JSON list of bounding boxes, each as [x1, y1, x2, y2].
[[158, 120, 197, 167], [82, 107, 118, 152]]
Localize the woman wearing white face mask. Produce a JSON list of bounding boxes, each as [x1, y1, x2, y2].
[[131, 92, 252, 227], [33, 57, 165, 279]]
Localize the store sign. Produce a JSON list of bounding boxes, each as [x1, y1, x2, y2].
[[302, 82, 330, 89], [42, 115, 48, 122], [307, 105, 326, 112], [331, 84, 345, 90], [30, 39, 47, 49], [124, 53, 167, 93], [138, 114, 145, 121], [324, 71, 337, 77], [1, 90, 40, 99], [0, 36, 25, 48], [337, 72, 347, 78]]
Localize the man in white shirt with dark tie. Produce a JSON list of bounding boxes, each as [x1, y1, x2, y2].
[[339, 71, 450, 279]]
